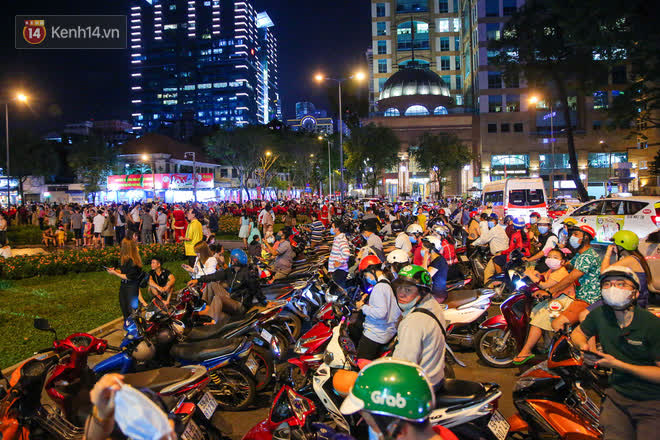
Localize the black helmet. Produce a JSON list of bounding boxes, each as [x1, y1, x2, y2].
[[391, 220, 404, 233]]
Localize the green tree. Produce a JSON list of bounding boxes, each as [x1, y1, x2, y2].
[[275, 132, 323, 189], [409, 132, 472, 197], [345, 124, 400, 195], [649, 150, 660, 178], [68, 136, 118, 195], [491, 0, 623, 201], [205, 125, 274, 200], [0, 130, 60, 200]]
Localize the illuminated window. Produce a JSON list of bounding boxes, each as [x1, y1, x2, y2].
[[397, 0, 428, 13], [404, 105, 429, 116], [433, 106, 448, 115], [384, 108, 400, 117], [397, 21, 429, 50]]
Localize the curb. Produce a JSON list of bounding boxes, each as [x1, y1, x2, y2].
[[1, 317, 124, 377]]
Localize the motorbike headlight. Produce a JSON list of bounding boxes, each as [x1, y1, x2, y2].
[[144, 311, 154, 321], [325, 292, 339, 303]]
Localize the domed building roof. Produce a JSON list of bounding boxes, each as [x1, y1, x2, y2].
[[377, 66, 451, 117]]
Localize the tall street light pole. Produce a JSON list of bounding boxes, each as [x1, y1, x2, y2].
[[184, 152, 197, 202], [315, 72, 365, 202], [319, 135, 332, 197], [3, 93, 29, 207]]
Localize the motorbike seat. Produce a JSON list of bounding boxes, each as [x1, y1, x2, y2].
[[445, 290, 480, 309], [435, 379, 486, 407], [122, 365, 205, 393], [185, 312, 254, 341], [170, 337, 242, 362]]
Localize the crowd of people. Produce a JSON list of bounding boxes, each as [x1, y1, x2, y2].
[[2, 195, 659, 440]]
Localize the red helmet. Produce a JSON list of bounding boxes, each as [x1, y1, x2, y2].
[[530, 211, 541, 218], [469, 211, 478, 218], [570, 222, 596, 240], [358, 255, 382, 272], [438, 209, 446, 216]]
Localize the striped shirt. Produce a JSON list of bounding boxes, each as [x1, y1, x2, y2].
[[310, 220, 325, 242], [328, 233, 351, 272]]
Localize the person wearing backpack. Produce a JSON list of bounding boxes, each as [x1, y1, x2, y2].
[[392, 264, 447, 388], [352, 255, 401, 360]]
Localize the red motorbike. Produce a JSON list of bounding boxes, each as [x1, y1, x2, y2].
[[474, 274, 547, 368], [0, 318, 212, 440]]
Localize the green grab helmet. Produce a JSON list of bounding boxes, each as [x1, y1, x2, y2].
[[611, 230, 639, 252], [339, 358, 435, 422], [395, 264, 432, 291]]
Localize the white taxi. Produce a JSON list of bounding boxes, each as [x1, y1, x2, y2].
[[552, 196, 660, 292]]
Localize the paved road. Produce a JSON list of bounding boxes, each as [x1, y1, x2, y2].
[[90, 327, 522, 440]]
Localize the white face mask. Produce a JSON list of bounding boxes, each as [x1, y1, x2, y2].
[[545, 258, 562, 270], [601, 286, 635, 310], [114, 384, 173, 440]]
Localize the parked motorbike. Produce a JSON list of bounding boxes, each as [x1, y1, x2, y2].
[[443, 288, 496, 349], [507, 327, 606, 439], [93, 305, 260, 410], [0, 318, 213, 440], [474, 274, 555, 368]]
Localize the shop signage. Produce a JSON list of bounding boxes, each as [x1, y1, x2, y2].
[[107, 173, 214, 190]]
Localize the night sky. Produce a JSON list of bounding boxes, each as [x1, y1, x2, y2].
[[1, 0, 371, 132]]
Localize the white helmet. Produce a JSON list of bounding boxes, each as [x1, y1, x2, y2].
[[406, 223, 423, 235], [423, 236, 443, 252], [432, 224, 450, 237], [387, 249, 410, 264]]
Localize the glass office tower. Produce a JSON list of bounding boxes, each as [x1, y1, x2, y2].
[[130, 0, 281, 133]]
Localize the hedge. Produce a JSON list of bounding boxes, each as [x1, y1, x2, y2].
[[0, 243, 184, 280]]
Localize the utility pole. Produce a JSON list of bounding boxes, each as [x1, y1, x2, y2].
[[185, 152, 197, 202]]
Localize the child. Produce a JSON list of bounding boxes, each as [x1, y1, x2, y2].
[[514, 248, 575, 364], [42, 227, 56, 247], [55, 226, 67, 248], [83, 216, 93, 247]]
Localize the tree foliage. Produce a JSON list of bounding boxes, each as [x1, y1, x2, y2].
[[0, 130, 60, 199], [491, 0, 625, 201], [68, 136, 118, 194], [205, 125, 275, 200], [410, 132, 472, 196], [345, 124, 400, 195]]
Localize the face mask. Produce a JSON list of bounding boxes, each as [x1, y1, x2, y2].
[[601, 286, 635, 310], [538, 226, 549, 234], [569, 236, 581, 249], [409, 236, 417, 243], [488, 221, 495, 229], [330, 227, 335, 235], [398, 298, 419, 318], [364, 273, 377, 286], [530, 218, 538, 224], [277, 234, 283, 241], [114, 384, 173, 440], [266, 236, 274, 244], [545, 257, 562, 270], [420, 249, 426, 257]]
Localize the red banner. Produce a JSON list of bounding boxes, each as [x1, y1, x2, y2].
[[107, 173, 214, 190]]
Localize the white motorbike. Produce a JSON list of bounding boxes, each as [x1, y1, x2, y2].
[[443, 288, 496, 349]]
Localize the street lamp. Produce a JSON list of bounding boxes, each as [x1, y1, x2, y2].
[[314, 71, 366, 202], [319, 135, 332, 197], [141, 153, 156, 199], [529, 94, 555, 198], [184, 152, 197, 202], [3, 92, 29, 206]]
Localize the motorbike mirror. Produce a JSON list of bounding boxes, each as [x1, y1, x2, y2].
[[34, 318, 58, 340], [273, 422, 291, 440]]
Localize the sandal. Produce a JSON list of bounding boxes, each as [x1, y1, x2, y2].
[[513, 354, 535, 365]]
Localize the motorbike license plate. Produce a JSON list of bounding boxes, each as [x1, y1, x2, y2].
[[460, 255, 469, 262], [245, 354, 259, 375], [197, 391, 218, 420], [261, 328, 273, 343], [487, 410, 510, 440], [182, 419, 204, 440]]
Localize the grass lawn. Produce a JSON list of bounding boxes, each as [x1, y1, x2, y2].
[[0, 260, 191, 369]]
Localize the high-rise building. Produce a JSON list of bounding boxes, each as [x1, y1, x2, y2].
[[368, 0, 655, 199], [295, 102, 316, 119], [369, 0, 464, 113], [129, 0, 281, 134]]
